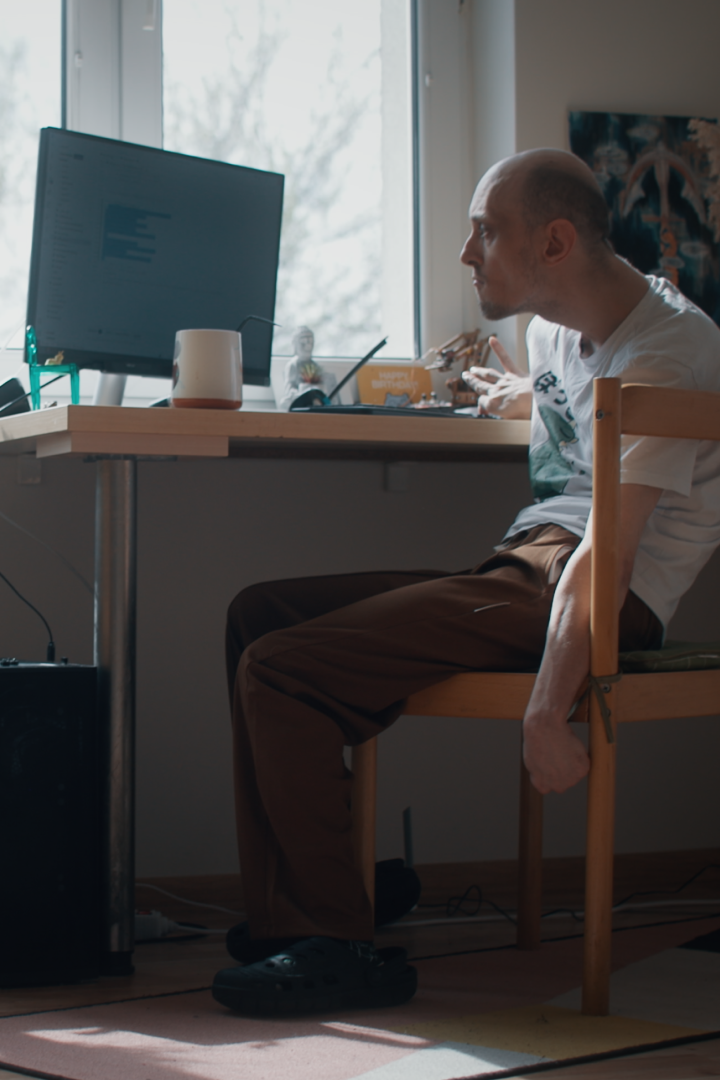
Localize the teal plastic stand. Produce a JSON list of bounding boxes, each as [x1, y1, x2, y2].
[[26, 326, 80, 409]]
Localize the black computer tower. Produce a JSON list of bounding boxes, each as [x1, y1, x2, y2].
[[0, 662, 102, 986]]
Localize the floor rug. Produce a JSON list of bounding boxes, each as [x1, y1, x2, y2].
[[1, 918, 719, 1080]]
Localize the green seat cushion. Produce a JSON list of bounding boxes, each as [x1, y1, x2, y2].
[[619, 640, 720, 673]]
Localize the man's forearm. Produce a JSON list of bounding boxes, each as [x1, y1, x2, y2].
[[526, 547, 591, 727], [521, 547, 592, 794], [526, 481, 661, 743], [518, 489, 661, 795]]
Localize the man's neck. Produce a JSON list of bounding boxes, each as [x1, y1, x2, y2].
[[533, 255, 650, 348]]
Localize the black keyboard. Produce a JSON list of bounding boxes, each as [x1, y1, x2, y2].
[[290, 404, 485, 419]]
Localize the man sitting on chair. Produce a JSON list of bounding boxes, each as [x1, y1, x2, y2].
[[212, 149, 720, 1016]]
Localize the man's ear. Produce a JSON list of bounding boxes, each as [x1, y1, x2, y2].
[[542, 218, 577, 266]]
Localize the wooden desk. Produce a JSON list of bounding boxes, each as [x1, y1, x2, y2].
[[0, 405, 530, 972], [0, 403, 530, 461]]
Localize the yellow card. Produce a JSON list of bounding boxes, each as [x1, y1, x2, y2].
[[355, 364, 433, 407]]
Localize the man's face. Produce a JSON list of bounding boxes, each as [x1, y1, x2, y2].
[[460, 174, 541, 321]]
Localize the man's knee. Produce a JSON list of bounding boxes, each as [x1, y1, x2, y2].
[[227, 583, 255, 627], [227, 581, 279, 649]]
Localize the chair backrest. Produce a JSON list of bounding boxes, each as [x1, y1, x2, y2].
[[591, 379, 720, 696]]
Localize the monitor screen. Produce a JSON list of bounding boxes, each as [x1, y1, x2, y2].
[[26, 128, 284, 385]]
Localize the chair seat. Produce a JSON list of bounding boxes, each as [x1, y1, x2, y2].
[[405, 671, 536, 719], [405, 642, 720, 723], [619, 640, 720, 673], [404, 655, 720, 726]]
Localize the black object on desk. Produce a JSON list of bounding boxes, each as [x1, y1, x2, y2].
[[291, 404, 478, 418], [0, 377, 32, 417], [289, 336, 389, 410]]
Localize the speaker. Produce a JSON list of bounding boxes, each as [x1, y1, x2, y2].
[[0, 662, 102, 986]]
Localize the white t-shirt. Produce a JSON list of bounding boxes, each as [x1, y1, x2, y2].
[[505, 275, 720, 629]]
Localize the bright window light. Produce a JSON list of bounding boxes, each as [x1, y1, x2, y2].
[[163, 0, 414, 358], [0, 1, 61, 350]]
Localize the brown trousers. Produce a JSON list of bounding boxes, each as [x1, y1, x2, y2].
[[226, 525, 662, 942]]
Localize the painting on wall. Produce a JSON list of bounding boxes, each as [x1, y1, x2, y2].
[[569, 110, 720, 326]]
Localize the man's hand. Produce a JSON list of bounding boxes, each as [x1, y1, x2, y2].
[[462, 336, 533, 418], [521, 484, 662, 795], [522, 715, 589, 794]]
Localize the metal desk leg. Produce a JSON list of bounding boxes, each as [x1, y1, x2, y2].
[[94, 459, 137, 975]]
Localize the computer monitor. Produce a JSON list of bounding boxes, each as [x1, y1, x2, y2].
[[26, 128, 284, 386]]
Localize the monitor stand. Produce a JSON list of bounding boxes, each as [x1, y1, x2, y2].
[[93, 373, 127, 407]]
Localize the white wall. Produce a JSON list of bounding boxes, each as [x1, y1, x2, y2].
[[513, 0, 720, 153], [2, 0, 720, 877]]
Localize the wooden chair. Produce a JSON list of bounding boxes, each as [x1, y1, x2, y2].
[[352, 377, 720, 1016]]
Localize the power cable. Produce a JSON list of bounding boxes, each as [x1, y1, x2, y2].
[[134, 882, 243, 917], [613, 864, 720, 910], [0, 509, 94, 595], [409, 910, 720, 963], [0, 569, 55, 661], [415, 863, 720, 929]]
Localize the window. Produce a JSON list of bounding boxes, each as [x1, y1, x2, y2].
[[0, 2, 61, 350], [163, 0, 414, 359]]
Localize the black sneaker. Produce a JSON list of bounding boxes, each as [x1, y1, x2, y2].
[[225, 922, 303, 964], [213, 936, 417, 1015]]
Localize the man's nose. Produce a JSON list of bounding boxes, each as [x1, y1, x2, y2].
[[460, 232, 479, 266]]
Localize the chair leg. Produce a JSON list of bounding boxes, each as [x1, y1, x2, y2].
[[517, 744, 543, 949], [351, 738, 377, 918], [582, 712, 617, 1016]]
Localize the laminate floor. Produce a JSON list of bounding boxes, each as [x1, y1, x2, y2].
[[2, 850, 719, 1079], [536, 1039, 720, 1078]]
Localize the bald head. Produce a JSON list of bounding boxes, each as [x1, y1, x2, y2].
[[476, 149, 611, 253]]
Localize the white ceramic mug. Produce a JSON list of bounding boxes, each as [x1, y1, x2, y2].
[[171, 329, 242, 410]]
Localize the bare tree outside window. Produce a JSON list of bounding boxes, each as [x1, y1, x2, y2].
[[163, 0, 384, 357], [0, 3, 60, 350]]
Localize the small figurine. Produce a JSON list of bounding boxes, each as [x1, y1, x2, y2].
[[278, 326, 337, 411], [423, 330, 492, 408]]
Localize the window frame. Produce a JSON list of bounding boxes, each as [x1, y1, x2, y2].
[[63, 0, 162, 148]]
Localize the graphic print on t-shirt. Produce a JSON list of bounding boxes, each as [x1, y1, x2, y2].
[[529, 371, 578, 500]]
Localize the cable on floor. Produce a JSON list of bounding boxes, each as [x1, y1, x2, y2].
[[135, 882, 244, 916], [613, 863, 720, 909], [413, 862, 720, 928], [134, 862, 720, 939], [408, 909, 720, 963]]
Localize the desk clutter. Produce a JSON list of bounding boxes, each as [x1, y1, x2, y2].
[[279, 325, 494, 418]]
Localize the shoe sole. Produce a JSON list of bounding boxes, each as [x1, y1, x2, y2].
[[212, 967, 417, 1016]]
